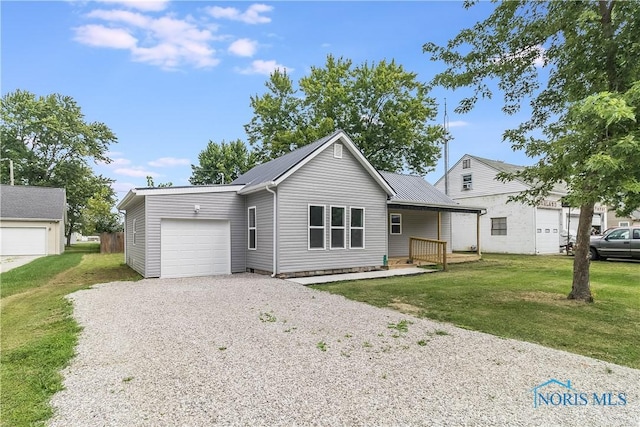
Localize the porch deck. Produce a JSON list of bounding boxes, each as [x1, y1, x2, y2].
[[388, 252, 481, 269]]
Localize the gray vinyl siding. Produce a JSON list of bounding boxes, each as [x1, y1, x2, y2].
[[388, 209, 452, 257], [145, 191, 245, 277], [246, 191, 274, 272], [277, 142, 388, 274], [125, 198, 146, 277]]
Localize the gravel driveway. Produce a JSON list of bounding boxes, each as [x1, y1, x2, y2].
[[49, 274, 639, 426]]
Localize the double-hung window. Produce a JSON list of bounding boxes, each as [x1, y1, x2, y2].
[[248, 207, 256, 250], [491, 217, 507, 236], [350, 207, 365, 249], [132, 218, 137, 245], [390, 213, 402, 235], [330, 206, 345, 249], [309, 205, 325, 249]]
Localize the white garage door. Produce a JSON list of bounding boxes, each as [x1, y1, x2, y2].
[[536, 209, 561, 254], [160, 219, 231, 278], [0, 227, 47, 256]]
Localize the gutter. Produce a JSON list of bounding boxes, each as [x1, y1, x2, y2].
[[265, 182, 277, 277]]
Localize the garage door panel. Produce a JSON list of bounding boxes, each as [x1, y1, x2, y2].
[[1, 227, 47, 256], [160, 219, 230, 278], [536, 210, 560, 254]]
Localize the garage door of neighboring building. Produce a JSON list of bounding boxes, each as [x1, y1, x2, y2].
[[160, 219, 231, 278], [0, 227, 47, 256], [536, 209, 561, 254]]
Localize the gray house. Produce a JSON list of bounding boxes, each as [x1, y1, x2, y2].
[[0, 185, 67, 256], [117, 131, 483, 279]]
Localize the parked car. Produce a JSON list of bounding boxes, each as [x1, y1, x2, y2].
[[589, 226, 640, 260]]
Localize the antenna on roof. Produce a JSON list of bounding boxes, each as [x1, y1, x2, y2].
[[443, 98, 450, 196]]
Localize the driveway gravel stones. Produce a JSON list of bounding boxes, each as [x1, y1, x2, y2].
[[49, 274, 640, 426]]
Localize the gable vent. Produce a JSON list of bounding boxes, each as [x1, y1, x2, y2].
[[333, 143, 343, 159]]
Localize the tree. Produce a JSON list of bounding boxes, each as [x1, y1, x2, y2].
[[423, 1, 640, 302], [81, 185, 123, 235], [1, 89, 118, 244], [245, 55, 445, 174], [190, 139, 257, 185]]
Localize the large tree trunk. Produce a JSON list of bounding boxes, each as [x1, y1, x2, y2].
[[568, 202, 595, 302]]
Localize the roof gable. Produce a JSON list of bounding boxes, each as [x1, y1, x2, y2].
[[0, 185, 66, 220], [235, 130, 394, 196]]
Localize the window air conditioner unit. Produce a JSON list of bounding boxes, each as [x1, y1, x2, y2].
[[463, 183, 472, 190]]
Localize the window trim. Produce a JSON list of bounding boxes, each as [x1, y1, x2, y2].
[[462, 173, 473, 190], [491, 217, 507, 236], [248, 206, 257, 250], [390, 213, 402, 235], [330, 205, 346, 250], [462, 158, 471, 169], [349, 207, 365, 249], [308, 204, 326, 250], [333, 143, 343, 158], [132, 218, 137, 245]]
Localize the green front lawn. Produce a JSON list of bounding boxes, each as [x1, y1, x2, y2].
[[311, 254, 640, 369], [0, 244, 141, 427]]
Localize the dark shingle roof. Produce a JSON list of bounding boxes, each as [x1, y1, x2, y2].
[[381, 171, 458, 206], [231, 131, 341, 186], [1, 185, 66, 220]]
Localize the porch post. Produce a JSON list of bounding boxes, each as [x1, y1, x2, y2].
[[437, 211, 442, 240], [476, 213, 482, 256]]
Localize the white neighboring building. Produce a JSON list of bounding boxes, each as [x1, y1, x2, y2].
[[434, 155, 607, 255]]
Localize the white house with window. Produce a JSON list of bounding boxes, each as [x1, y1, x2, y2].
[[118, 131, 483, 279], [434, 154, 607, 254]]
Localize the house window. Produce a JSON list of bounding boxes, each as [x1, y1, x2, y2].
[[132, 218, 137, 245], [350, 207, 365, 249], [390, 213, 402, 235], [309, 205, 325, 250], [462, 174, 472, 190], [462, 159, 471, 169], [248, 207, 256, 250], [491, 217, 507, 235], [334, 143, 343, 158], [330, 206, 345, 249]]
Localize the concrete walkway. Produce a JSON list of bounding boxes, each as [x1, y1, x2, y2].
[[0, 255, 43, 273], [287, 267, 433, 285]]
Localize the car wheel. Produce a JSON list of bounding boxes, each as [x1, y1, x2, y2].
[[589, 247, 599, 261]]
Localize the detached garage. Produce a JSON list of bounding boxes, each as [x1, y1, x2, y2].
[[117, 185, 245, 279], [160, 219, 231, 278], [0, 185, 66, 256]]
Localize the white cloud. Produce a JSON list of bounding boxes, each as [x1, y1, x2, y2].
[[97, 157, 132, 166], [114, 167, 158, 177], [448, 120, 470, 128], [74, 24, 137, 49], [206, 4, 273, 24], [228, 38, 258, 57], [491, 45, 546, 68], [111, 181, 137, 194], [148, 157, 190, 167], [97, 0, 169, 12], [75, 7, 219, 70], [238, 59, 292, 75]]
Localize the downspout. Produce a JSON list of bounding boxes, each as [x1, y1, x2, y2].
[[265, 183, 277, 277]]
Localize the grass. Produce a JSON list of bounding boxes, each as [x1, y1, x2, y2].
[[311, 254, 640, 369], [1, 243, 141, 427]]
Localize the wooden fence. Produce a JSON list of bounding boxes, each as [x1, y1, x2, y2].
[[100, 232, 124, 253], [409, 237, 447, 271]]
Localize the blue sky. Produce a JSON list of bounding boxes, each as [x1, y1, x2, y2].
[[2, 1, 539, 198]]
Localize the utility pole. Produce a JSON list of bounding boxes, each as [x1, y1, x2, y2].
[[0, 158, 14, 185], [443, 99, 450, 196]]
